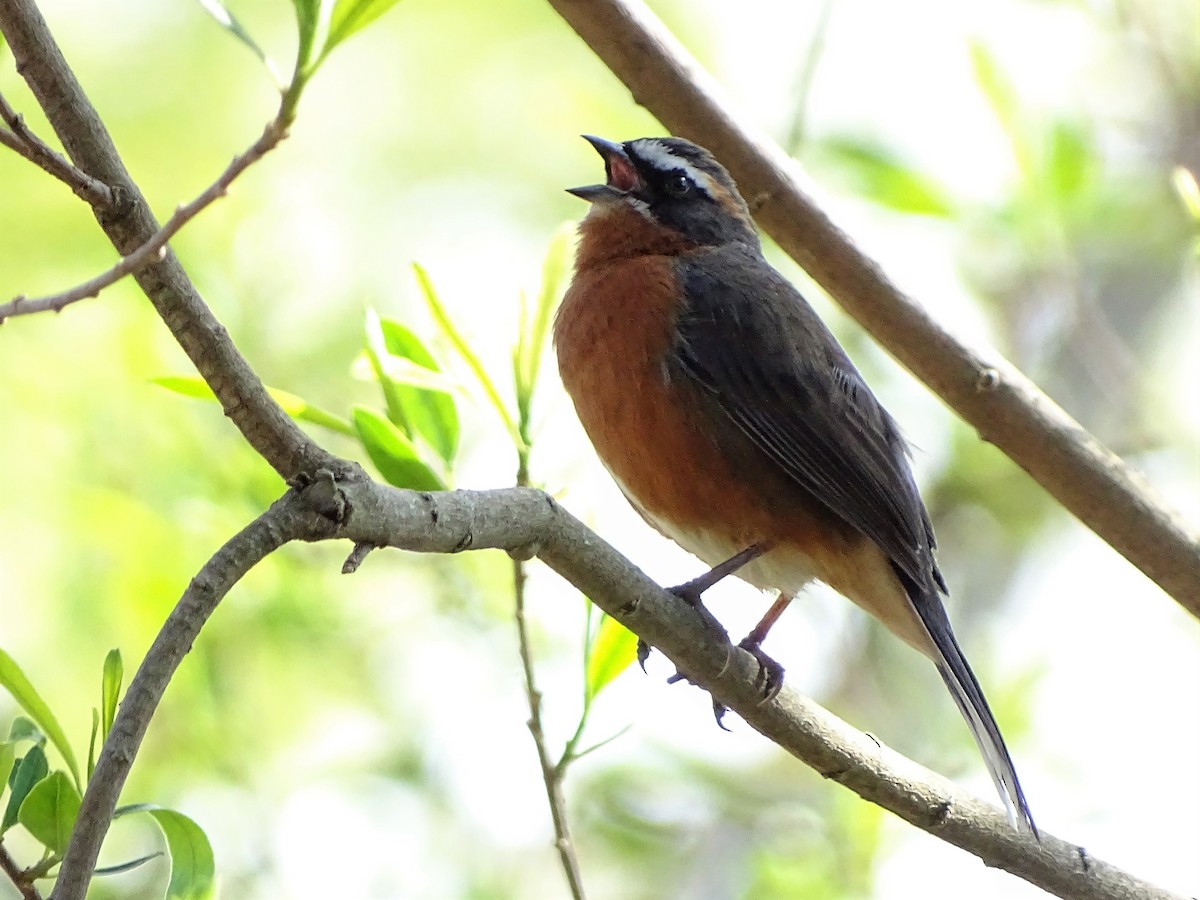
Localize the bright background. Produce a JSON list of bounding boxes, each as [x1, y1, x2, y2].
[[1, 0, 1197, 897]]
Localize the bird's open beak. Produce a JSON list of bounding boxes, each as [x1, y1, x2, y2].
[[566, 135, 642, 202]]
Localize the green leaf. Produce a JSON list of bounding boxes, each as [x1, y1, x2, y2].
[[152, 376, 355, 437], [194, 0, 281, 86], [376, 315, 460, 464], [414, 263, 523, 450], [516, 224, 573, 425], [352, 407, 445, 491], [969, 41, 1034, 182], [815, 137, 954, 217], [18, 769, 80, 853], [95, 852, 163, 877], [101, 649, 123, 743], [88, 709, 99, 781], [585, 614, 638, 703], [8, 716, 43, 745], [325, 0, 402, 56], [118, 806, 215, 900], [0, 648, 82, 791], [0, 742, 14, 791], [291, 0, 323, 75], [1045, 120, 1092, 201], [2, 745, 48, 835], [1172, 166, 1200, 222]]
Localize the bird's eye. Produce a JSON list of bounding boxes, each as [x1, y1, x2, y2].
[[663, 173, 692, 198]]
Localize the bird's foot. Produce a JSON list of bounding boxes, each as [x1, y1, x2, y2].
[[709, 635, 786, 728], [737, 634, 785, 702]]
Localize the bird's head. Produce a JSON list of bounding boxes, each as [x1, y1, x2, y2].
[[568, 136, 758, 250]]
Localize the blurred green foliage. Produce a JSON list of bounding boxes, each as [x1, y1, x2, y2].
[[1, 0, 1197, 898]]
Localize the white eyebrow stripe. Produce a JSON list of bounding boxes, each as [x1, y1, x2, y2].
[[630, 140, 716, 197]]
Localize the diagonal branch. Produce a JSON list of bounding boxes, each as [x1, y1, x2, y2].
[[51, 479, 1187, 900], [0, 115, 287, 323], [0, 0, 341, 483], [544, 0, 1200, 617], [0, 89, 112, 207], [52, 485, 344, 900]]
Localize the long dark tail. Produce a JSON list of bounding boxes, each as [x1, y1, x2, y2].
[[910, 587, 1038, 836]]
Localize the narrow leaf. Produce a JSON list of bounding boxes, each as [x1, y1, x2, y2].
[[969, 41, 1034, 180], [815, 137, 954, 217], [87, 709, 99, 781], [2, 746, 48, 835], [364, 309, 411, 435], [1172, 166, 1200, 222], [413, 263, 523, 449], [378, 317, 460, 464], [352, 407, 445, 491], [0, 648, 82, 791], [325, 0, 402, 56], [1045, 120, 1091, 201], [517, 224, 574, 425], [18, 769, 81, 853], [0, 742, 14, 792], [95, 852, 164, 877], [193, 0, 281, 85], [151, 376, 355, 437], [291, 0, 323, 75], [101, 648, 123, 742], [585, 614, 638, 702]]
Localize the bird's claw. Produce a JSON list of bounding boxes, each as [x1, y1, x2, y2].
[[636, 638, 652, 672], [737, 636, 785, 703]]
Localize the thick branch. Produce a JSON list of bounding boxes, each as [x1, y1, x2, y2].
[[0, 0, 338, 482], [322, 481, 1189, 900], [52, 489, 340, 900], [544, 0, 1200, 617], [49, 479, 1181, 900]]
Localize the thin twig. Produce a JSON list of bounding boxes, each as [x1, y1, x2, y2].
[[0, 90, 112, 207], [52, 488, 338, 900], [0, 116, 288, 324], [0, 0, 335, 481], [511, 446, 587, 899], [0, 842, 44, 900], [545, 0, 1200, 617], [513, 555, 587, 900]]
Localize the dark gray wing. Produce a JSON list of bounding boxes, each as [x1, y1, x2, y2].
[[670, 243, 942, 595], [670, 244, 1036, 833]]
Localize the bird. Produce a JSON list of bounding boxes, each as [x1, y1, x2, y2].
[[553, 134, 1037, 835]]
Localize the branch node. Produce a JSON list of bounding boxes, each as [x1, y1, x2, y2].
[[507, 539, 543, 561], [299, 468, 348, 523], [1076, 845, 1092, 874], [342, 541, 376, 574], [452, 529, 474, 552], [975, 367, 1000, 392]]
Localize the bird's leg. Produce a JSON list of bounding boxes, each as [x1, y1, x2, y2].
[[707, 592, 792, 728], [736, 593, 791, 698], [637, 543, 768, 671]]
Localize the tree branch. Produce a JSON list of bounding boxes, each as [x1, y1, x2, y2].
[[1, 2, 1188, 897], [0, 115, 287, 323], [0, 841, 44, 900], [544, 0, 1200, 617], [51, 477, 1184, 900], [52, 487, 342, 900], [0, 89, 112, 207], [0, 0, 342, 483]]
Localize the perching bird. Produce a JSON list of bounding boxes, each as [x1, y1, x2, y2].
[[554, 134, 1036, 834]]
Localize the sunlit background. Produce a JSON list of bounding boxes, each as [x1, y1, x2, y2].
[[1, 0, 1197, 897]]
